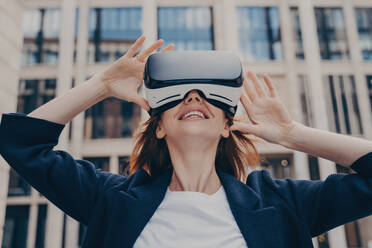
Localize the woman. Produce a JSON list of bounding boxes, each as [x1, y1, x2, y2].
[[0, 35, 371, 248]]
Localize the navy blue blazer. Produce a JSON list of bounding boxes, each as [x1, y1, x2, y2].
[[0, 113, 371, 248]]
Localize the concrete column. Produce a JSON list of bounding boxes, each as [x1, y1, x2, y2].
[[221, 0, 238, 52], [0, 0, 24, 244], [141, 0, 157, 121], [45, 0, 77, 247], [298, 1, 347, 248], [110, 155, 119, 174]]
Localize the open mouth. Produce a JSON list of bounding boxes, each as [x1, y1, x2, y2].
[[179, 111, 209, 120]]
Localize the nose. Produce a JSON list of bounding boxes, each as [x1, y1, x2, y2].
[[183, 90, 204, 104]]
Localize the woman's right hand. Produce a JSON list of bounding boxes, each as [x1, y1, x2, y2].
[[96, 35, 175, 111]]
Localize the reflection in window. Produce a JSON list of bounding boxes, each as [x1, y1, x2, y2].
[[158, 7, 214, 50], [84, 98, 141, 139], [7, 169, 31, 197], [237, 7, 282, 61], [17, 79, 56, 114], [35, 205, 47, 248], [315, 8, 349, 60], [2, 206, 29, 248], [260, 155, 291, 179], [22, 9, 61, 65], [290, 7, 305, 60], [323, 75, 363, 135], [88, 8, 142, 63], [83, 157, 110, 171], [355, 9, 372, 61]]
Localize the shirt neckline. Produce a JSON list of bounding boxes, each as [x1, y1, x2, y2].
[[166, 185, 223, 198]]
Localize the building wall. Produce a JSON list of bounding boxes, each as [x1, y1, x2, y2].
[[0, 0, 24, 244], [0, 0, 372, 247]]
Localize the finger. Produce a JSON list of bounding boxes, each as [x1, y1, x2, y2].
[[247, 71, 265, 97], [125, 35, 146, 58], [159, 43, 175, 52], [137, 39, 164, 60], [263, 74, 277, 98], [243, 75, 257, 102], [132, 95, 150, 112], [240, 95, 258, 124]]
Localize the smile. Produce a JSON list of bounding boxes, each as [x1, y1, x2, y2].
[[180, 111, 208, 120]]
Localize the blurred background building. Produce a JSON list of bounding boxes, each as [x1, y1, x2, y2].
[[0, 0, 372, 247]]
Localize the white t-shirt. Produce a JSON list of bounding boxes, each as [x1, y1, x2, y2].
[[133, 185, 248, 248]]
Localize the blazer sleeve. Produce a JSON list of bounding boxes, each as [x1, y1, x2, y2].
[[268, 151, 372, 237], [0, 113, 118, 225]]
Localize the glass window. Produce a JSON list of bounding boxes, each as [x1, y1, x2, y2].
[[298, 75, 314, 127], [323, 75, 363, 135], [290, 7, 305, 60], [84, 97, 141, 139], [17, 79, 56, 114], [260, 155, 292, 179], [237, 7, 282, 62], [315, 8, 349, 60], [22, 9, 61, 66], [355, 8, 372, 61], [83, 157, 110, 171], [35, 205, 47, 248], [367, 75, 372, 112], [7, 169, 31, 197], [158, 7, 214, 50], [87, 8, 142, 63], [119, 156, 130, 176], [78, 223, 87, 248], [2, 206, 30, 248]]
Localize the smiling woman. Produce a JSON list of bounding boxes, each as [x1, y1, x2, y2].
[[0, 35, 371, 248]]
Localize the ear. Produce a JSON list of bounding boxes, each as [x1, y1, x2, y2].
[[156, 123, 166, 139], [221, 120, 230, 138]]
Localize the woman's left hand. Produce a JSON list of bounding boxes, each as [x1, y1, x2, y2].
[[230, 71, 297, 144]]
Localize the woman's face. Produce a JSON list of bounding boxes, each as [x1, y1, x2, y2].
[[156, 90, 230, 141]]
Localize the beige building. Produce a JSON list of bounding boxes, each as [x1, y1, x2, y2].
[[0, 0, 372, 247]]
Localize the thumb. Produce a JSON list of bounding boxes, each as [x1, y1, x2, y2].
[[132, 95, 150, 112]]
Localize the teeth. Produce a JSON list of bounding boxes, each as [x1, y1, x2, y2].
[[181, 111, 206, 120]]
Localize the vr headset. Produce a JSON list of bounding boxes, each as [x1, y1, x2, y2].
[[143, 51, 243, 116]]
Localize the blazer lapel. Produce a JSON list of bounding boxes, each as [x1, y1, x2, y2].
[[216, 168, 285, 248], [121, 168, 284, 248]]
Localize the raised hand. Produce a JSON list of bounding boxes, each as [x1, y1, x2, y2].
[[230, 71, 296, 144], [96, 35, 175, 111]]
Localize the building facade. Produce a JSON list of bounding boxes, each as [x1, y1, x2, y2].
[[0, 0, 372, 247]]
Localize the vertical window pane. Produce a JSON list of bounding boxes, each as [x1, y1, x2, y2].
[[158, 7, 214, 50], [22, 9, 61, 66], [2, 206, 30, 248], [35, 205, 47, 248], [87, 8, 142, 63], [355, 8, 372, 61], [237, 7, 283, 61], [367, 75, 372, 113], [290, 7, 305, 60], [7, 169, 31, 196], [119, 156, 130, 176], [84, 98, 141, 139], [323, 75, 363, 135], [315, 8, 349, 60], [298, 75, 314, 127]]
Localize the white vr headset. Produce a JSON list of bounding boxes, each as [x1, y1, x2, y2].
[[143, 51, 243, 116]]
